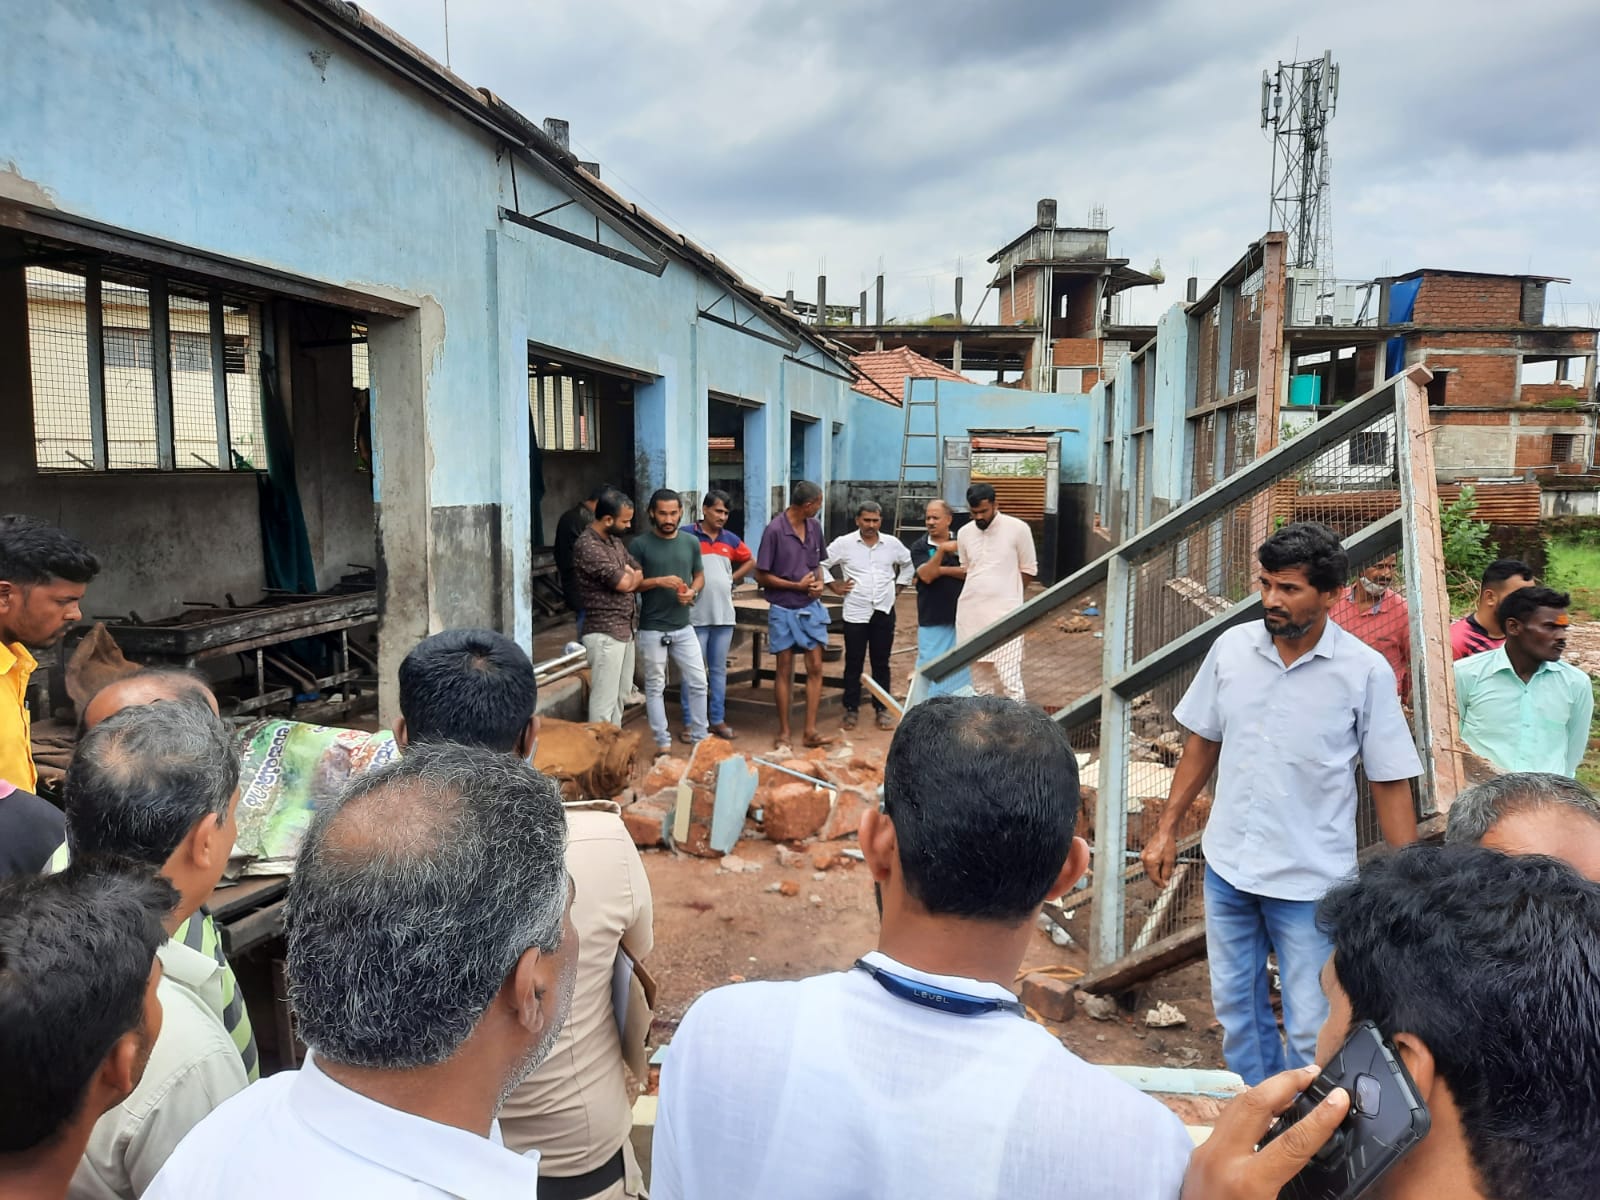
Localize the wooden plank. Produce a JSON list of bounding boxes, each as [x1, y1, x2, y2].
[[219, 897, 286, 958], [1078, 924, 1207, 996], [206, 875, 288, 922], [1397, 364, 1467, 813]]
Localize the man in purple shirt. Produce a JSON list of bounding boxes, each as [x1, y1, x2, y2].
[[754, 481, 835, 751]]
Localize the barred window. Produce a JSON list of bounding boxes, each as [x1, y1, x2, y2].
[[528, 368, 599, 452], [25, 265, 266, 472]]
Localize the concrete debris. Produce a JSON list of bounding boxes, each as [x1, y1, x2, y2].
[[773, 844, 806, 868], [811, 872, 826, 881], [620, 796, 672, 849], [717, 854, 762, 874], [762, 780, 832, 842], [1081, 993, 1121, 1022], [840, 848, 865, 861], [808, 893, 823, 905], [1164, 1046, 1203, 1068], [765, 882, 783, 893], [1054, 615, 1093, 634], [1019, 973, 1074, 1022], [1144, 1002, 1188, 1029]]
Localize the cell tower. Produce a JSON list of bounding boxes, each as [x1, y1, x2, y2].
[[1261, 51, 1339, 274]]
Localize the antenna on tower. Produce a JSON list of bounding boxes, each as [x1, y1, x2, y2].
[[1261, 50, 1339, 306]]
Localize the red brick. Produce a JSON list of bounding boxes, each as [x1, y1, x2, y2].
[[762, 781, 831, 842], [817, 787, 873, 842], [620, 798, 670, 848], [1020, 973, 1074, 1022], [778, 880, 800, 898], [639, 755, 687, 796]]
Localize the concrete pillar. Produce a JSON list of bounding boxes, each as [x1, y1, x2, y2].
[[955, 276, 964, 323], [816, 275, 826, 327], [952, 337, 963, 373], [875, 275, 884, 325], [1255, 232, 1288, 456], [368, 306, 436, 727], [0, 260, 35, 494], [859, 290, 867, 327]]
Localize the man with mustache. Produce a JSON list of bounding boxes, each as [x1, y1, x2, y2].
[[1327, 554, 1411, 703], [1141, 521, 1421, 1086], [0, 516, 99, 879], [1454, 585, 1591, 776]]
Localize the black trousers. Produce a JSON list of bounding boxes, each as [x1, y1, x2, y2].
[[843, 608, 896, 712]]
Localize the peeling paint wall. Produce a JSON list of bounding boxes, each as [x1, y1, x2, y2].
[[2, 0, 855, 667]]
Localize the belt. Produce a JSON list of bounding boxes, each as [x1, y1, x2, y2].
[[539, 1146, 626, 1200]]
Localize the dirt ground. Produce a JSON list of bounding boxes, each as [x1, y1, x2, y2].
[[624, 588, 1226, 1075]]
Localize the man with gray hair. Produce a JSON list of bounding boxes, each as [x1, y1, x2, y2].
[[1444, 771, 1600, 881], [62, 698, 248, 1199], [147, 741, 579, 1198], [825, 500, 914, 731]]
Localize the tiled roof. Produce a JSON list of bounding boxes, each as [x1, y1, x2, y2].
[[850, 347, 974, 406]]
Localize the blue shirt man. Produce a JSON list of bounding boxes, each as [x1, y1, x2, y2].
[[1141, 524, 1422, 1086], [1455, 586, 1592, 776]]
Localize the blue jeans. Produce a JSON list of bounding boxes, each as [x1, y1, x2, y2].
[[1203, 864, 1332, 1086], [914, 624, 972, 698], [695, 624, 733, 726], [640, 626, 709, 749]]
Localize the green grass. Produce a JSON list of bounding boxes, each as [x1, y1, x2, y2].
[[1545, 535, 1600, 621]]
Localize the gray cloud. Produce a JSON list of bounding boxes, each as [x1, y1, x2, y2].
[[362, 0, 1600, 324]]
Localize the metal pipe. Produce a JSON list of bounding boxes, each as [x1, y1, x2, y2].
[[748, 756, 840, 792]]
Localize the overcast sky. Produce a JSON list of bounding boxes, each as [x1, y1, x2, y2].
[[362, 0, 1600, 327]]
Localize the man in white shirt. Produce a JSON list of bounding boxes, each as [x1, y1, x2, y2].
[[147, 742, 581, 1199], [1141, 522, 1422, 1087], [825, 500, 915, 731], [63, 698, 248, 1200], [653, 695, 1194, 1200], [954, 483, 1037, 700], [395, 629, 654, 1199]]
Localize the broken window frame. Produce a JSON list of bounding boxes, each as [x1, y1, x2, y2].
[[26, 263, 266, 473]]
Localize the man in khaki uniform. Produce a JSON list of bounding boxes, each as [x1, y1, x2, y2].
[[396, 628, 653, 1199]]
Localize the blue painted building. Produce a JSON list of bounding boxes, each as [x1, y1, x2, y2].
[[0, 0, 860, 714]]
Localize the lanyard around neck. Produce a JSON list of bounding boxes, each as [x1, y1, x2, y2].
[[853, 959, 1025, 1018]]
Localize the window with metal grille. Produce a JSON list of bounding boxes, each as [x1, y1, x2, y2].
[[25, 265, 266, 472], [1551, 433, 1578, 464], [528, 368, 599, 451], [1348, 431, 1390, 467]]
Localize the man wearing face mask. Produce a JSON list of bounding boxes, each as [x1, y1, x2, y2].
[[1141, 522, 1421, 1087], [394, 629, 654, 1200], [1328, 555, 1411, 703]]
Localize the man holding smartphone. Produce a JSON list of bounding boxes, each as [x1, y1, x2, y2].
[[1183, 844, 1600, 1200]]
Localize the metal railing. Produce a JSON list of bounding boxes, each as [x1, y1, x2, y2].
[[911, 366, 1461, 975]]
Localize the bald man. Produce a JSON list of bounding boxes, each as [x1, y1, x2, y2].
[[80, 670, 218, 732], [55, 670, 258, 1083]]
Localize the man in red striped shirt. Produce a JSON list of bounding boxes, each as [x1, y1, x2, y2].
[[689, 491, 754, 740], [1450, 559, 1536, 661]]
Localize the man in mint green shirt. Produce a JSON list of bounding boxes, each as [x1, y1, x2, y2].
[[1455, 586, 1593, 776]]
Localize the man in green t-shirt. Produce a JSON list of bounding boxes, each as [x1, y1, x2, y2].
[[629, 489, 710, 754]]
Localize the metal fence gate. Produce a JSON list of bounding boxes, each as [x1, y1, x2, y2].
[[911, 366, 1464, 981]]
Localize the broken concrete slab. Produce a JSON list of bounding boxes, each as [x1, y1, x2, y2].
[[1020, 973, 1074, 1022], [710, 755, 759, 854]]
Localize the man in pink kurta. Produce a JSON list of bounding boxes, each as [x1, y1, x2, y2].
[[954, 484, 1037, 700]]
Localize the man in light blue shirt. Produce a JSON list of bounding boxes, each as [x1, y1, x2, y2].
[[1141, 523, 1422, 1086], [1455, 586, 1593, 776]]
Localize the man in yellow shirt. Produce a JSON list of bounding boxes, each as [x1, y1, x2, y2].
[[0, 515, 98, 791]]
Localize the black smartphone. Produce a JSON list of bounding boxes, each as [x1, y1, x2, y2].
[[1262, 1020, 1431, 1200]]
